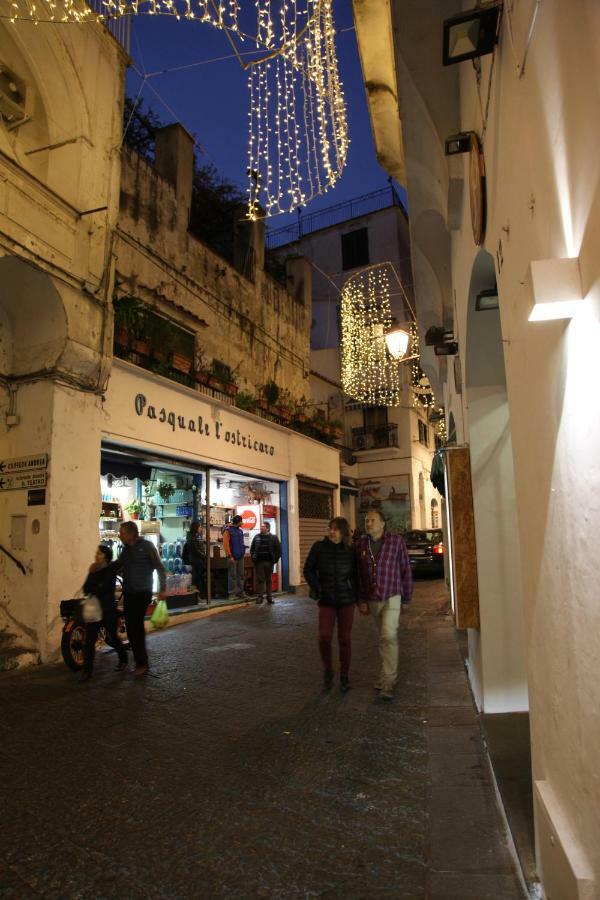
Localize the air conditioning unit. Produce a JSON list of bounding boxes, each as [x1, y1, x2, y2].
[[0, 64, 29, 129]]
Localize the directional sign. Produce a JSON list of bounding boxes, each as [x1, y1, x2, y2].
[[0, 471, 47, 491], [0, 454, 48, 475]]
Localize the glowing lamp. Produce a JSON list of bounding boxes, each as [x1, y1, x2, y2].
[[528, 257, 583, 322], [385, 328, 410, 359]]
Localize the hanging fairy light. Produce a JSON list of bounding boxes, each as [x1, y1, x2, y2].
[[341, 264, 409, 406], [4, 0, 348, 219]]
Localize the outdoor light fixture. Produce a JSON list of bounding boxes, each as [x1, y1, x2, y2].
[[445, 131, 474, 156], [475, 288, 499, 311], [425, 326, 454, 347], [434, 342, 459, 356], [385, 328, 410, 360], [442, 1, 503, 66], [528, 257, 583, 322]]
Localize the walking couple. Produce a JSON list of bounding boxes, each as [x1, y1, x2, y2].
[[303, 510, 413, 700]]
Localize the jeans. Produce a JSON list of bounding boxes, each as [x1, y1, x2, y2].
[[83, 606, 127, 674], [368, 595, 402, 689], [254, 560, 274, 599], [227, 557, 245, 596], [318, 604, 355, 677], [123, 591, 152, 667]]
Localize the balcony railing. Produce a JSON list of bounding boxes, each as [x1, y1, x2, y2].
[[352, 424, 399, 451], [86, 0, 131, 52]]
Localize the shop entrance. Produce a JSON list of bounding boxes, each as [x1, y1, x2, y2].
[[100, 446, 286, 607]]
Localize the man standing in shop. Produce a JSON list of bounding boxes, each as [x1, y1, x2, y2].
[[116, 521, 167, 676], [251, 522, 282, 605], [223, 514, 246, 599], [356, 509, 413, 702]]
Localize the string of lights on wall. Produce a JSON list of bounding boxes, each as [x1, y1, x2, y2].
[[4, 0, 348, 218]]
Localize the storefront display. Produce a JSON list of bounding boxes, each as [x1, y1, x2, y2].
[[99, 449, 283, 606]]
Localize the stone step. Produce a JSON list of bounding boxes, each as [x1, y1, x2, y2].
[[0, 646, 40, 673]]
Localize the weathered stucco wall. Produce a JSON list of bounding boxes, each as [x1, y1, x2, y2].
[[117, 147, 311, 400]]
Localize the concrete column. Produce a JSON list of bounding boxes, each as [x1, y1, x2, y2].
[[155, 124, 194, 231]]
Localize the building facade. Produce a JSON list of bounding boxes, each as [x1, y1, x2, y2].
[[270, 191, 439, 537], [0, 25, 340, 667], [354, 0, 600, 894]]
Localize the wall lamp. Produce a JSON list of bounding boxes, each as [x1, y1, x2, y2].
[[434, 341, 459, 356], [445, 131, 474, 156], [425, 326, 459, 356], [475, 288, 499, 311], [529, 258, 584, 322], [443, 1, 503, 67]]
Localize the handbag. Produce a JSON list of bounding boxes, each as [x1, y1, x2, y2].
[[150, 598, 169, 629], [81, 593, 103, 623]]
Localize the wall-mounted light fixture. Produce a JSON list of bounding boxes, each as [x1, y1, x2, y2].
[[529, 257, 583, 322], [385, 327, 410, 359], [434, 342, 459, 356], [443, 1, 503, 67], [475, 288, 499, 311], [445, 131, 474, 156]]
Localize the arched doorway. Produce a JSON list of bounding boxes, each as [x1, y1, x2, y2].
[[465, 250, 529, 714]]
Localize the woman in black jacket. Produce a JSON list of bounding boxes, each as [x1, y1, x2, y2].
[[183, 521, 207, 601], [80, 545, 128, 682], [303, 517, 358, 692]]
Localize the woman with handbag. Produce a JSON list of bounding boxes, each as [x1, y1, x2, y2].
[[303, 517, 358, 693], [79, 544, 128, 682]]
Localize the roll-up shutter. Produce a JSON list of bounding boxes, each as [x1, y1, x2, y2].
[[298, 481, 333, 576]]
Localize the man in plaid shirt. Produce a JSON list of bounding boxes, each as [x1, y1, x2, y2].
[[356, 509, 413, 701]]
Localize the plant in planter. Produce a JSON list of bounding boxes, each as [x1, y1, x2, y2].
[[275, 388, 293, 422], [235, 390, 257, 412], [193, 349, 211, 386], [258, 379, 280, 412], [113, 295, 145, 352], [292, 395, 310, 423], [125, 499, 143, 520], [157, 481, 175, 503], [329, 418, 345, 440], [209, 359, 238, 394]]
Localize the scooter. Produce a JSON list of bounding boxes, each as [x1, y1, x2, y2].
[[60, 581, 128, 671]]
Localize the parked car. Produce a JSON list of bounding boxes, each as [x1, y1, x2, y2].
[[404, 529, 445, 577]]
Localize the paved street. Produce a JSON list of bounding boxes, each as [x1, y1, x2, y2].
[[0, 581, 524, 899]]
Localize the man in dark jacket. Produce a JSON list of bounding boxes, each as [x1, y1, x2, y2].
[[251, 523, 282, 605], [223, 515, 246, 599], [303, 517, 357, 691], [115, 521, 167, 676]]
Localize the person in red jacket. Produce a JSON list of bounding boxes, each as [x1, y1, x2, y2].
[[356, 509, 413, 701]]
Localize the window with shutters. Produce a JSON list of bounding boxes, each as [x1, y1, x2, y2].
[[341, 228, 369, 270]]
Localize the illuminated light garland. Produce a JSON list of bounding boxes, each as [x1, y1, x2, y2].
[[3, 0, 348, 219]]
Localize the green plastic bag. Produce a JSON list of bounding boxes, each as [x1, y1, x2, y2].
[[150, 599, 169, 629]]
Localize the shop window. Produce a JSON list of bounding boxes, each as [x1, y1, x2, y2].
[[418, 420, 429, 447], [341, 228, 369, 270]]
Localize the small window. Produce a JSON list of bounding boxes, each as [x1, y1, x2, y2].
[[341, 228, 369, 270], [418, 420, 429, 447]]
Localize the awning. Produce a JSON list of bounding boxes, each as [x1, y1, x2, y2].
[[101, 452, 153, 482]]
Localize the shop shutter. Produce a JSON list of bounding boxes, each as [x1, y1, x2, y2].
[[298, 482, 333, 577]]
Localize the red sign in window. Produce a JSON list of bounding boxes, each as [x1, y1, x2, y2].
[[241, 509, 258, 530]]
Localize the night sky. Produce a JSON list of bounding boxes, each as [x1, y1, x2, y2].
[[125, 0, 403, 230]]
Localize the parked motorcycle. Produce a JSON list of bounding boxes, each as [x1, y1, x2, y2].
[[60, 581, 128, 671]]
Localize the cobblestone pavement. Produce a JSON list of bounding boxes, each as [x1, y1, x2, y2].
[[0, 580, 524, 899]]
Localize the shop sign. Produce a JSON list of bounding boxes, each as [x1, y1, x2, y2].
[[0, 470, 47, 492], [134, 393, 276, 459]]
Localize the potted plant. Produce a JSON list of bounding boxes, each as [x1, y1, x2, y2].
[[330, 419, 345, 441], [209, 360, 238, 394], [293, 395, 310, 423], [113, 295, 144, 351], [157, 481, 175, 503], [125, 499, 142, 520], [275, 388, 293, 423], [259, 379, 280, 412], [235, 390, 257, 412]]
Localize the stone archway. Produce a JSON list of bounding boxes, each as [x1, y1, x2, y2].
[[0, 256, 67, 378], [464, 249, 528, 714]]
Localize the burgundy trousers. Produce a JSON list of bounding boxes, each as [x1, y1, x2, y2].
[[318, 604, 355, 677]]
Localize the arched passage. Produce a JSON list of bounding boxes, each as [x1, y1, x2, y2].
[[465, 250, 529, 713]]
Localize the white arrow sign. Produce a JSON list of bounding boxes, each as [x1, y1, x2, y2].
[[0, 471, 47, 491], [0, 454, 48, 475]]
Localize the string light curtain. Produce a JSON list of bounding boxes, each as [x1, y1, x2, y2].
[[4, 0, 348, 218], [341, 265, 404, 406]]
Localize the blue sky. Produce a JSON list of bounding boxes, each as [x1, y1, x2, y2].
[[125, 0, 400, 228]]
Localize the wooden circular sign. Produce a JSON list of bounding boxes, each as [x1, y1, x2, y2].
[[469, 132, 486, 246]]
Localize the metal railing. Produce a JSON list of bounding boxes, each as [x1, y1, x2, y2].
[[351, 423, 399, 451], [86, 0, 132, 53], [265, 186, 405, 249]]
